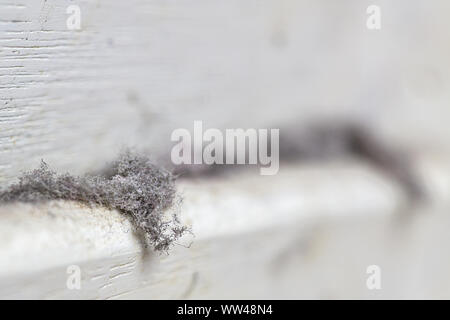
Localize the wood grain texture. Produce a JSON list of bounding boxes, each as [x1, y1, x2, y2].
[[2, 0, 450, 184]]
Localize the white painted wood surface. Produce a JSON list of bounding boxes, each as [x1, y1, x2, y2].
[[0, 162, 410, 299], [2, 0, 450, 299], [2, 0, 450, 184]]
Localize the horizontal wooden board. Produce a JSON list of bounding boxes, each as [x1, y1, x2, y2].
[[0, 162, 411, 299], [2, 0, 450, 184]]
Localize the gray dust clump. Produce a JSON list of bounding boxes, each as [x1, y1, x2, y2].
[[0, 151, 189, 252]]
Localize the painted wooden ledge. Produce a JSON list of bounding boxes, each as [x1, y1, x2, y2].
[[0, 161, 414, 299]]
